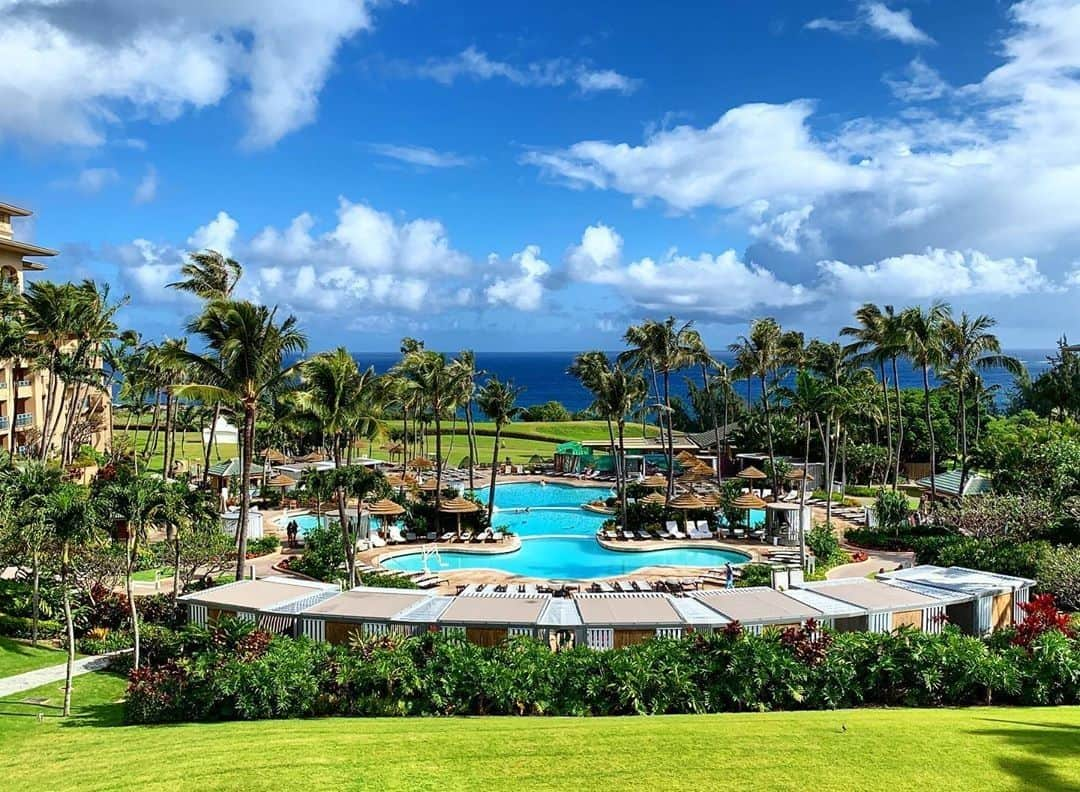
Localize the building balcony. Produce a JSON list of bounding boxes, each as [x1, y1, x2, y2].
[[0, 416, 8, 431], [14, 413, 33, 427], [14, 379, 31, 388]]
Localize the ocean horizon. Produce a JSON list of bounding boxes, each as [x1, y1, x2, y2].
[[345, 349, 1055, 411]]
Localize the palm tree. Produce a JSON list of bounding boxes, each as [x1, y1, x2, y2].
[[42, 483, 97, 716], [709, 363, 741, 483], [455, 351, 481, 491], [597, 366, 646, 519], [174, 300, 307, 579], [167, 250, 243, 300], [569, 350, 617, 478], [729, 318, 786, 499], [902, 302, 951, 508], [620, 318, 698, 496], [295, 348, 379, 586], [842, 303, 899, 488], [476, 377, 525, 519], [0, 462, 61, 643], [160, 479, 218, 605], [396, 350, 458, 513], [778, 369, 830, 566], [941, 312, 1022, 498]]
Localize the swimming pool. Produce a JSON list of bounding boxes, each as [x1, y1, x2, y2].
[[383, 536, 749, 579], [379, 482, 753, 579]]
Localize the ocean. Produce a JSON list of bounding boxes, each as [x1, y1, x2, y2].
[[350, 349, 1054, 411]]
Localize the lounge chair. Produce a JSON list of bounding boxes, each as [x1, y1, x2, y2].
[[369, 534, 387, 548], [669, 525, 687, 540], [414, 576, 442, 589], [405, 531, 417, 542], [596, 581, 614, 593], [459, 531, 474, 542], [635, 580, 654, 592], [635, 529, 651, 540], [731, 527, 746, 539], [439, 531, 456, 542], [621, 529, 635, 540]]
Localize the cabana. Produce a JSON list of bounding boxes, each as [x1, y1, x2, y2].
[[553, 441, 593, 474], [206, 458, 265, 494], [691, 587, 823, 634], [915, 469, 992, 500], [296, 586, 433, 643], [793, 578, 959, 634], [435, 592, 551, 646], [876, 565, 1035, 634], [573, 592, 710, 649], [536, 597, 584, 650], [179, 577, 338, 631]]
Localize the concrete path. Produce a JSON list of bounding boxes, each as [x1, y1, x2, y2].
[[827, 549, 914, 579], [0, 651, 128, 699]]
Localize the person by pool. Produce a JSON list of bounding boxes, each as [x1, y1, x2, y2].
[[725, 562, 735, 589]]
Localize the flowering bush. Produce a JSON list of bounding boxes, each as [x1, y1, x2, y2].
[[1013, 594, 1075, 649]]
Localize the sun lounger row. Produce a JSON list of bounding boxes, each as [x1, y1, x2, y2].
[[596, 520, 766, 542]]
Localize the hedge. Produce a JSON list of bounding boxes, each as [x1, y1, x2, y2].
[[126, 616, 1080, 724], [0, 612, 63, 639]]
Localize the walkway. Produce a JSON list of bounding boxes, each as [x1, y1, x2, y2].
[[0, 651, 127, 699]]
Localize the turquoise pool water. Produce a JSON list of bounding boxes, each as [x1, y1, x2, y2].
[[382, 536, 749, 579], [378, 482, 753, 579]]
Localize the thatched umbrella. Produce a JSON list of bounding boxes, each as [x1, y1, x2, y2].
[[408, 456, 434, 470], [737, 465, 767, 496], [640, 491, 667, 506], [676, 451, 699, 467], [262, 448, 287, 465], [730, 491, 767, 535], [642, 473, 669, 489], [418, 477, 440, 494], [698, 491, 722, 509], [365, 498, 406, 540], [667, 491, 705, 533], [264, 473, 297, 489], [439, 496, 479, 537]]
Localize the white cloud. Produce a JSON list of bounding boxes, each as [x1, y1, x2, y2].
[[74, 167, 118, 194], [0, 1, 379, 148], [188, 211, 239, 258], [566, 223, 623, 283], [885, 58, 950, 101], [617, 250, 813, 318], [807, 2, 934, 46], [112, 238, 187, 303], [415, 46, 640, 95], [863, 3, 934, 45], [525, 101, 869, 212], [368, 143, 473, 168], [819, 248, 1054, 299], [529, 0, 1080, 305], [133, 165, 158, 204], [484, 245, 550, 311]]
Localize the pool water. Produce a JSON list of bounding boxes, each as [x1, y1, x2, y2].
[[472, 482, 613, 509], [383, 536, 749, 579], [379, 482, 754, 579]]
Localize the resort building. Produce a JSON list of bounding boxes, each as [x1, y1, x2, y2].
[[791, 578, 961, 634], [180, 576, 338, 629], [572, 592, 722, 649], [0, 200, 112, 456], [297, 587, 437, 643], [876, 565, 1035, 634], [690, 587, 824, 634]]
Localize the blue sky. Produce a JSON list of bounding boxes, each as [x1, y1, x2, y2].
[[4, 0, 1080, 350]]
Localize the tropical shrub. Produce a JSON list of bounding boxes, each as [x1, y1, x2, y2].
[[873, 489, 911, 533], [289, 521, 345, 582], [735, 563, 772, 587], [805, 523, 845, 567], [245, 536, 281, 557], [1036, 545, 1080, 611], [125, 617, 1080, 724], [934, 495, 1062, 542]]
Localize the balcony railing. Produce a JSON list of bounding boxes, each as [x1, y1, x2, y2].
[[15, 379, 31, 388], [14, 413, 33, 427], [0, 416, 8, 430]]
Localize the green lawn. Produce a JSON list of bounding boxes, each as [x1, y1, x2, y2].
[[0, 637, 68, 678], [1, 671, 1079, 791]]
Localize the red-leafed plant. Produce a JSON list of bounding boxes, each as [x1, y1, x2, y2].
[[1013, 594, 1075, 649], [780, 619, 832, 665]]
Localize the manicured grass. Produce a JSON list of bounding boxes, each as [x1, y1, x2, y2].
[[0, 637, 68, 678], [1, 671, 1079, 791], [470, 420, 659, 442]]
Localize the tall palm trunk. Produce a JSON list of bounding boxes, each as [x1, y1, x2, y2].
[[703, 364, 722, 487], [30, 548, 40, 646], [202, 402, 221, 483], [617, 419, 628, 519], [922, 364, 937, 510], [434, 402, 444, 514], [126, 532, 141, 668], [663, 370, 674, 497], [333, 442, 355, 587], [171, 535, 181, 606], [61, 541, 75, 717], [879, 361, 894, 488], [957, 382, 969, 508], [465, 400, 477, 490], [486, 422, 502, 518], [800, 417, 811, 567], [234, 404, 256, 581], [720, 387, 730, 483], [760, 373, 778, 501], [892, 356, 904, 484], [605, 416, 618, 496], [162, 392, 175, 476]]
